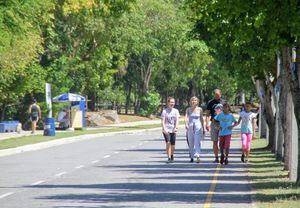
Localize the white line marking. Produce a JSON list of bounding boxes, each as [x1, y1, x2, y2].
[[0, 192, 14, 199], [103, 155, 111, 158], [31, 180, 45, 186], [55, 172, 67, 177], [131, 146, 136, 148], [91, 160, 99, 164], [145, 141, 149, 143], [75, 165, 84, 169], [114, 151, 119, 154], [138, 143, 143, 146]]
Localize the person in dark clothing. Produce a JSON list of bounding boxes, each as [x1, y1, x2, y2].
[[28, 99, 41, 134], [205, 89, 226, 163]]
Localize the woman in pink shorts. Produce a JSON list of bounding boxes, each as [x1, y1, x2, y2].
[[237, 102, 256, 163]]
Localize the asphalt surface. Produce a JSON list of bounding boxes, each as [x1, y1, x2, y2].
[[0, 128, 255, 208]]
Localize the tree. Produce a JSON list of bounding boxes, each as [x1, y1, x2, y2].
[[41, 0, 135, 110], [113, 0, 213, 114], [0, 0, 53, 120]]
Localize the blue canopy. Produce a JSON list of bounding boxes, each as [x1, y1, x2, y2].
[[53, 93, 85, 102]]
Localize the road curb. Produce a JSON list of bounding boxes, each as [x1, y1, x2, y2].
[[0, 127, 162, 158]]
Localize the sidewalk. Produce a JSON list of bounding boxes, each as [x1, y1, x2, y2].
[[0, 119, 164, 141], [0, 130, 44, 141]]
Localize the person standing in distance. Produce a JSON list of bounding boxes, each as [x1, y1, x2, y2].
[[161, 97, 180, 163], [206, 89, 226, 163], [28, 99, 41, 134]]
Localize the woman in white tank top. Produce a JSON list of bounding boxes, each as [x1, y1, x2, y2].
[[185, 96, 205, 163]]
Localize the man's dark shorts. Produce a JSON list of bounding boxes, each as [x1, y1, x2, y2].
[[163, 133, 176, 145], [31, 116, 38, 122]]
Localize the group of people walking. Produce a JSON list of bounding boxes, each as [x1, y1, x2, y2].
[[161, 89, 256, 164]]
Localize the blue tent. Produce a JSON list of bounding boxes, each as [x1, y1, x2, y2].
[[53, 93, 85, 102]]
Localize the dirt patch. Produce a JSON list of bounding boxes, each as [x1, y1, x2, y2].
[[86, 112, 159, 127], [118, 114, 159, 123]]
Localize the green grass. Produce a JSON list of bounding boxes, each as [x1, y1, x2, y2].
[[0, 124, 161, 150], [248, 138, 300, 208]]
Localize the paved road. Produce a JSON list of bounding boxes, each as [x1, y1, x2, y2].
[[0, 128, 254, 208]]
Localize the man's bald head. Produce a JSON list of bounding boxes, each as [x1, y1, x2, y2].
[[214, 89, 221, 100]]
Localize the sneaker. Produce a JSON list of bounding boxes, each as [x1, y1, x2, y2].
[[166, 158, 172, 163], [241, 154, 245, 163], [196, 157, 200, 163], [220, 155, 224, 164], [213, 157, 219, 163], [224, 157, 229, 165], [190, 158, 194, 163], [245, 159, 249, 163], [171, 155, 174, 161]]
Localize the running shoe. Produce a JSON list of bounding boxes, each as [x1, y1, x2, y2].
[[213, 157, 219, 163], [190, 158, 194, 163], [171, 155, 174, 161], [241, 154, 245, 162], [166, 158, 171, 163], [196, 157, 200, 163], [220, 155, 224, 164], [224, 157, 229, 165]]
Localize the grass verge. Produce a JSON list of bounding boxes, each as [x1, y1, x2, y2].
[[248, 138, 300, 208], [0, 124, 161, 150]]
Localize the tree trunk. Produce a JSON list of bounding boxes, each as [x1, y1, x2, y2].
[[284, 93, 294, 172], [282, 46, 300, 184], [138, 62, 152, 114], [125, 83, 132, 115], [279, 80, 290, 167], [188, 80, 197, 97], [275, 66, 284, 160], [0, 103, 6, 120], [241, 89, 245, 104], [255, 79, 276, 150], [88, 93, 96, 111], [279, 50, 292, 170]]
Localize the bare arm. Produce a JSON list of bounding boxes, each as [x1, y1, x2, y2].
[[237, 117, 242, 125], [252, 117, 256, 139], [200, 109, 205, 130], [200, 109, 205, 134], [161, 117, 166, 133], [205, 110, 210, 131], [174, 115, 179, 133], [28, 105, 32, 114], [185, 108, 189, 129], [38, 106, 42, 118], [229, 121, 239, 129]]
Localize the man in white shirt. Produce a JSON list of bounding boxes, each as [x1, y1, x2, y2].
[[57, 108, 69, 128]]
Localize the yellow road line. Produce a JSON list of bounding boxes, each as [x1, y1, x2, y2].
[[203, 164, 221, 208]]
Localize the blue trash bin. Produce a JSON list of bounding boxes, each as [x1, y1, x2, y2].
[[44, 117, 56, 136]]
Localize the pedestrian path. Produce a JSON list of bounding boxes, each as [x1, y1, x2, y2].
[[0, 130, 44, 141], [0, 119, 163, 141]]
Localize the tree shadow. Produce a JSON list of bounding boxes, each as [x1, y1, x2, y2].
[[34, 183, 253, 204], [255, 192, 300, 202]]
